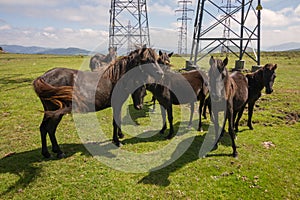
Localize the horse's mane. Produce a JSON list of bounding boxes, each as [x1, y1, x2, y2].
[[100, 48, 158, 82]]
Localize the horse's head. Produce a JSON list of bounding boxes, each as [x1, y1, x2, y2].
[[131, 50, 172, 110], [130, 46, 164, 81], [262, 63, 277, 94], [208, 56, 229, 102], [131, 85, 147, 110], [108, 47, 117, 60], [158, 50, 173, 67]]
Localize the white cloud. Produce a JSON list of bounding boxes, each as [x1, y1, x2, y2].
[[295, 4, 300, 16], [149, 3, 174, 15], [0, 0, 62, 6], [0, 24, 11, 30]]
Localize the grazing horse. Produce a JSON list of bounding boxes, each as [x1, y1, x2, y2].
[[133, 56, 209, 138], [234, 63, 277, 131], [208, 56, 248, 157], [89, 47, 117, 71], [33, 47, 163, 158], [149, 50, 174, 111]]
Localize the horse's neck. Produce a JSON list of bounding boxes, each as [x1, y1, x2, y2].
[[101, 58, 129, 85], [249, 69, 264, 91], [224, 70, 237, 99], [104, 54, 114, 62]]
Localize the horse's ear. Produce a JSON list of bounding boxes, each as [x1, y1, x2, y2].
[[223, 57, 228, 67], [142, 44, 147, 49], [273, 64, 277, 70], [263, 64, 269, 69], [168, 52, 174, 57], [209, 56, 215, 66], [159, 50, 163, 56]]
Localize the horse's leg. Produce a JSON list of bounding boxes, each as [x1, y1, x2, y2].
[[188, 103, 194, 129], [212, 110, 219, 150], [112, 119, 121, 147], [247, 101, 255, 130], [202, 97, 208, 119], [234, 104, 246, 132], [166, 105, 174, 139], [203, 96, 211, 119], [152, 97, 156, 112], [118, 128, 124, 139], [159, 105, 167, 134], [198, 95, 206, 132], [47, 115, 65, 158], [227, 107, 238, 157], [40, 116, 51, 158]]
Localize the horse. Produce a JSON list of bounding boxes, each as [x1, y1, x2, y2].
[[132, 56, 209, 139], [208, 56, 248, 157], [33, 47, 164, 158], [234, 63, 277, 131], [89, 47, 117, 71], [149, 50, 174, 112]]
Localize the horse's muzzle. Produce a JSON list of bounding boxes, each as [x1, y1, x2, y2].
[[134, 104, 143, 110], [266, 88, 273, 94]]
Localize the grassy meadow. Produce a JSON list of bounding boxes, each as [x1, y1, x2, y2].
[[0, 51, 299, 199]]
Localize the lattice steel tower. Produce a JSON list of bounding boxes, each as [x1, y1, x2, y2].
[[109, 0, 151, 54], [189, 0, 262, 67], [176, 0, 193, 55]]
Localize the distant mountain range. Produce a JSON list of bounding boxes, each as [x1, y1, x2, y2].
[[265, 42, 300, 51], [1, 42, 300, 55], [0, 45, 92, 55]]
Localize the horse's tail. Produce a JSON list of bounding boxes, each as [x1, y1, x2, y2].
[[33, 78, 76, 117]]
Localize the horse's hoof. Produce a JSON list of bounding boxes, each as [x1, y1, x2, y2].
[[166, 134, 173, 140], [197, 127, 203, 132], [113, 141, 122, 147], [187, 125, 192, 130], [159, 130, 165, 134], [42, 151, 51, 158], [118, 133, 124, 139], [57, 152, 66, 159], [212, 144, 218, 151], [233, 152, 238, 158]]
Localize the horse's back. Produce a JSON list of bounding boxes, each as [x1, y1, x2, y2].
[[182, 70, 207, 95], [39, 67, 78, 86], [230, 71, 248, 110]]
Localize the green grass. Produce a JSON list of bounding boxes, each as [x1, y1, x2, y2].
[[0, 52, 299, 199]]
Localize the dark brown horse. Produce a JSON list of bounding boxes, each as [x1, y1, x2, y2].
[[33, 47, 163, 158], [89, 47, 117, 71], [208, 56, 248, 157], [133, 60, 209, 139], [234, 63, 277, 131]]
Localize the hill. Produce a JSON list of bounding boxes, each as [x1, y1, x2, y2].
[[266, 42, 300, 51], [0, 45, 91, 55]]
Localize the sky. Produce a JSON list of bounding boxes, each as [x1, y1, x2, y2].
[[0, 0, 300, 53]]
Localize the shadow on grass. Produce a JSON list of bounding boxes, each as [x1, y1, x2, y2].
[[138, 125, 236, 186], [138, 134, 206, 186], [123, 103, 153, 125], [0, 143, 90, 197]]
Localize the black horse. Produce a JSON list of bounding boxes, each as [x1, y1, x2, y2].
[[89, 47, 117, 71], [149, 50, 174, 112], [208, 56, 248, 157], [234, 63, 277, 131], [33, 47, 163, 158]]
